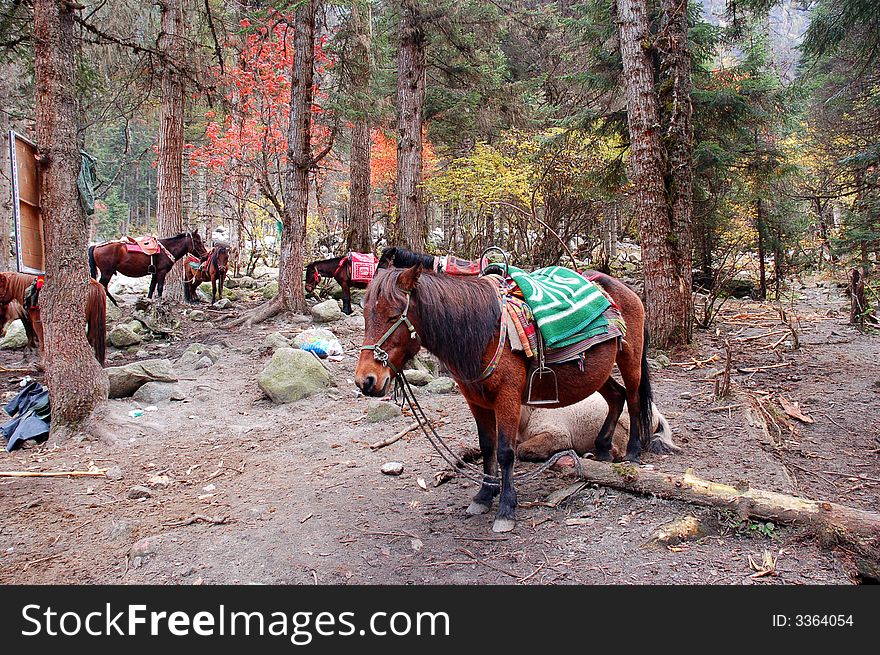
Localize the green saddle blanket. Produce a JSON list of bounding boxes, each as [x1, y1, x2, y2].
[[507, 265, 611, 349]]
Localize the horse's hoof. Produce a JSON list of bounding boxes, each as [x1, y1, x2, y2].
[[466, 502, 491, 515], [594, 451, 614, 462], [492, 518, 516, 533]]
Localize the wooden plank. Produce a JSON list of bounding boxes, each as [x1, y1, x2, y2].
[[9, 130, 45, 274]]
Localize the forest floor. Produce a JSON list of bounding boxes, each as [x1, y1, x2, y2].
[[0, 271, 877, 585]]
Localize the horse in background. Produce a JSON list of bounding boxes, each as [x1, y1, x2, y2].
[[88, 230, 207, 305], [0, 272, 106, 365], [377, 247, 486, 275], [183, 245, 230, 304], [305, 253, 376, 315]]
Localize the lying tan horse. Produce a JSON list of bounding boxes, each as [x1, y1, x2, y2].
[[0, 272, 107, 365], [518, 393, 679, 462]]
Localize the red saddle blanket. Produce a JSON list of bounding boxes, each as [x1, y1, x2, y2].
[[124, 235, 161, 256], [350, 252, 378, 283], [443, 254, 487, 276]]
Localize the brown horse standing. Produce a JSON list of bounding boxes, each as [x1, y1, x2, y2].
[[183, 245, 230, 304], [88, 230, 207, 305], [355, 266, 654, 533], [0, 272, 106, 365], [304, 254, 372, 315]]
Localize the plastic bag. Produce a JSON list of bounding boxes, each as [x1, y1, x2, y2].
[[299, 338, 343, 358]]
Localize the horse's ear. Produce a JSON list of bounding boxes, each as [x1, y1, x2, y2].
[[398, 265, 421, 293]]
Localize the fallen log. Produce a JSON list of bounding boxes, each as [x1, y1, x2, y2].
[[570, 460, 880, 577]]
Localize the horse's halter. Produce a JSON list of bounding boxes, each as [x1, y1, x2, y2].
[[360, 290, 418, 376]]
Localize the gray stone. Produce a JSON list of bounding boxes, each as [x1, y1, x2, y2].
[[213, 298, 232, 309], [680, 392, 693, 400], [108, 324, 143, 348], [130, 535, 164, 560], [106, 520, 136, 542], [257, 348, 330, 403], [0, 320, 28, 349], [195, 356, 213, 370], [649, 353, 671, 369], [402, 369, 433, 386], [196, 290, 210, 303], [413, 354, 438, 375], [189, 310, 208, 322], [263, 332, 292, 351], [127, 485, 152, 499], [426, 377, 456, 394], [106, 302, 123, 321], [170, 389, 186, 401], [127, 320, 145, 334], [105, 466, 124, 481], [292, 328, 336, 348], [184, 342, 223, 363], [261, 281, 279, 300], [238, 276, 256, 289], [310, 299, 343, 323], [132, 381, 178, 404], [380, 462, 404, 476], [106, 358, 178, 398], [366, 400, 402, 423]]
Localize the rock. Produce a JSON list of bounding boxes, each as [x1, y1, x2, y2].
[[342, 314, 365, 331], [237, 276, 256, 289], [127, 320, 145, 334], [105, 466, 124, 481], [106, 302, 123, 321], [185, 342, 223, 363], [257, 348, 330, 403], [170, 389, 186, 401], [196, 290, 210, 303], [261, 281, 279, 300], [127, 485, 152, 500], [106, 520, 136, 542], [292, 328, 336, 348], [403, 369, 433, 386], [426, 377, 456, 394], [381, 462, 404, 476], [130, 535, 164, 561], [680, 392, 693, 400], [413, 354, 438, 375], [195, 356, 214, 370], [132, 381, 178, 404], [189, 310, 208, 322], [106, 359, 178, 398], [135, 349, 150, 359], [213, 298, 232, 309], [649, 353, 671, 369], [263, 332, 292, 351], [311, 299, 343, 323], [108, 324, 143, 348], [366, 400, 402, 423], [0, 320, 29, 349]]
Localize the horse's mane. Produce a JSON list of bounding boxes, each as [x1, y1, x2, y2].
[[378, 247, 435, 270], [366, 268, 500, 381], [0, 272, 37, 305]]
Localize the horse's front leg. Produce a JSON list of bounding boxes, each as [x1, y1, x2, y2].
[[492, 402, 520, 533], [465, 403, 498, 515], [147, 274, 158, 299], [211, 277, 217, 304], [341, 281, 353, 315], [595, 377, 627, 461]]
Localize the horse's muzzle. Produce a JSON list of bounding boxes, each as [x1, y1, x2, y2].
[[354, 368, 391, 397]]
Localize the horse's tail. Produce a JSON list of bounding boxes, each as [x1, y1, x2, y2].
[[638, 324, 655, 449], [88, 245, 97, 279], [87, 281, 106, 366], [646, 404, 681, 454], [183, 277, 194, 303]]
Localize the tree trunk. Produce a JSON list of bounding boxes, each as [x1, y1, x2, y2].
[[34, 0, 109, 435], [278, 0, 316, 314], [756, 198, 767, 299], [392, 1, 427, 250], [156, 0, 186, 301], [346, 0, 373, 254], [567, 460, 880, 576], [0, 61, 16, 271], [617, 0, 691, 348]]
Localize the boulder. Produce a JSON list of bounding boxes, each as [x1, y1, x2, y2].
[[310, 299, 343, 323], [131, 381, 178, 404], [257, 348, 330, 403], [426, 377, 456, 394], [189, 310, 208, 322], [108, 324, 143, 348], [195, 356, 213, 370], [263, 332, 292, 351], [261, 281, 279, 300], [106, 359, 178, 398], [366, 400, 402, 423], [0, 320, 28, 349], [403, 369, 433, 386], [292, 328, 336, 348], [183, 343, 223, 364], [213, 298, 232, 309]]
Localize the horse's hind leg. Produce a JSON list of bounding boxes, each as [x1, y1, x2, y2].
[[100, 273, 119, 307], [595, 378, 627, 462], [341, 280, 353, 314], [616, 331, 650, 463], [465, 403, 499, 515], [492, 396, 521, 533]]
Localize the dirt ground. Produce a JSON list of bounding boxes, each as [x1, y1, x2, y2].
[[0, 272, 877, 585]]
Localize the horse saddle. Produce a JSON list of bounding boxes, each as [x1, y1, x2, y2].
[[440, 254, 488, 276], [350, 252, 378, 283], [124, 235, 161, 256], [185, 254, 203, 271]]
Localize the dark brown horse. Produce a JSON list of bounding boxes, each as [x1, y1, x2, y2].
[[377, 247, 486, 275], [0, 272, 106, 365], [355, 266, 654, 533], [305, 254, 374, 315], [183, 245, 230, 304], [88, 230, 207, 305]]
